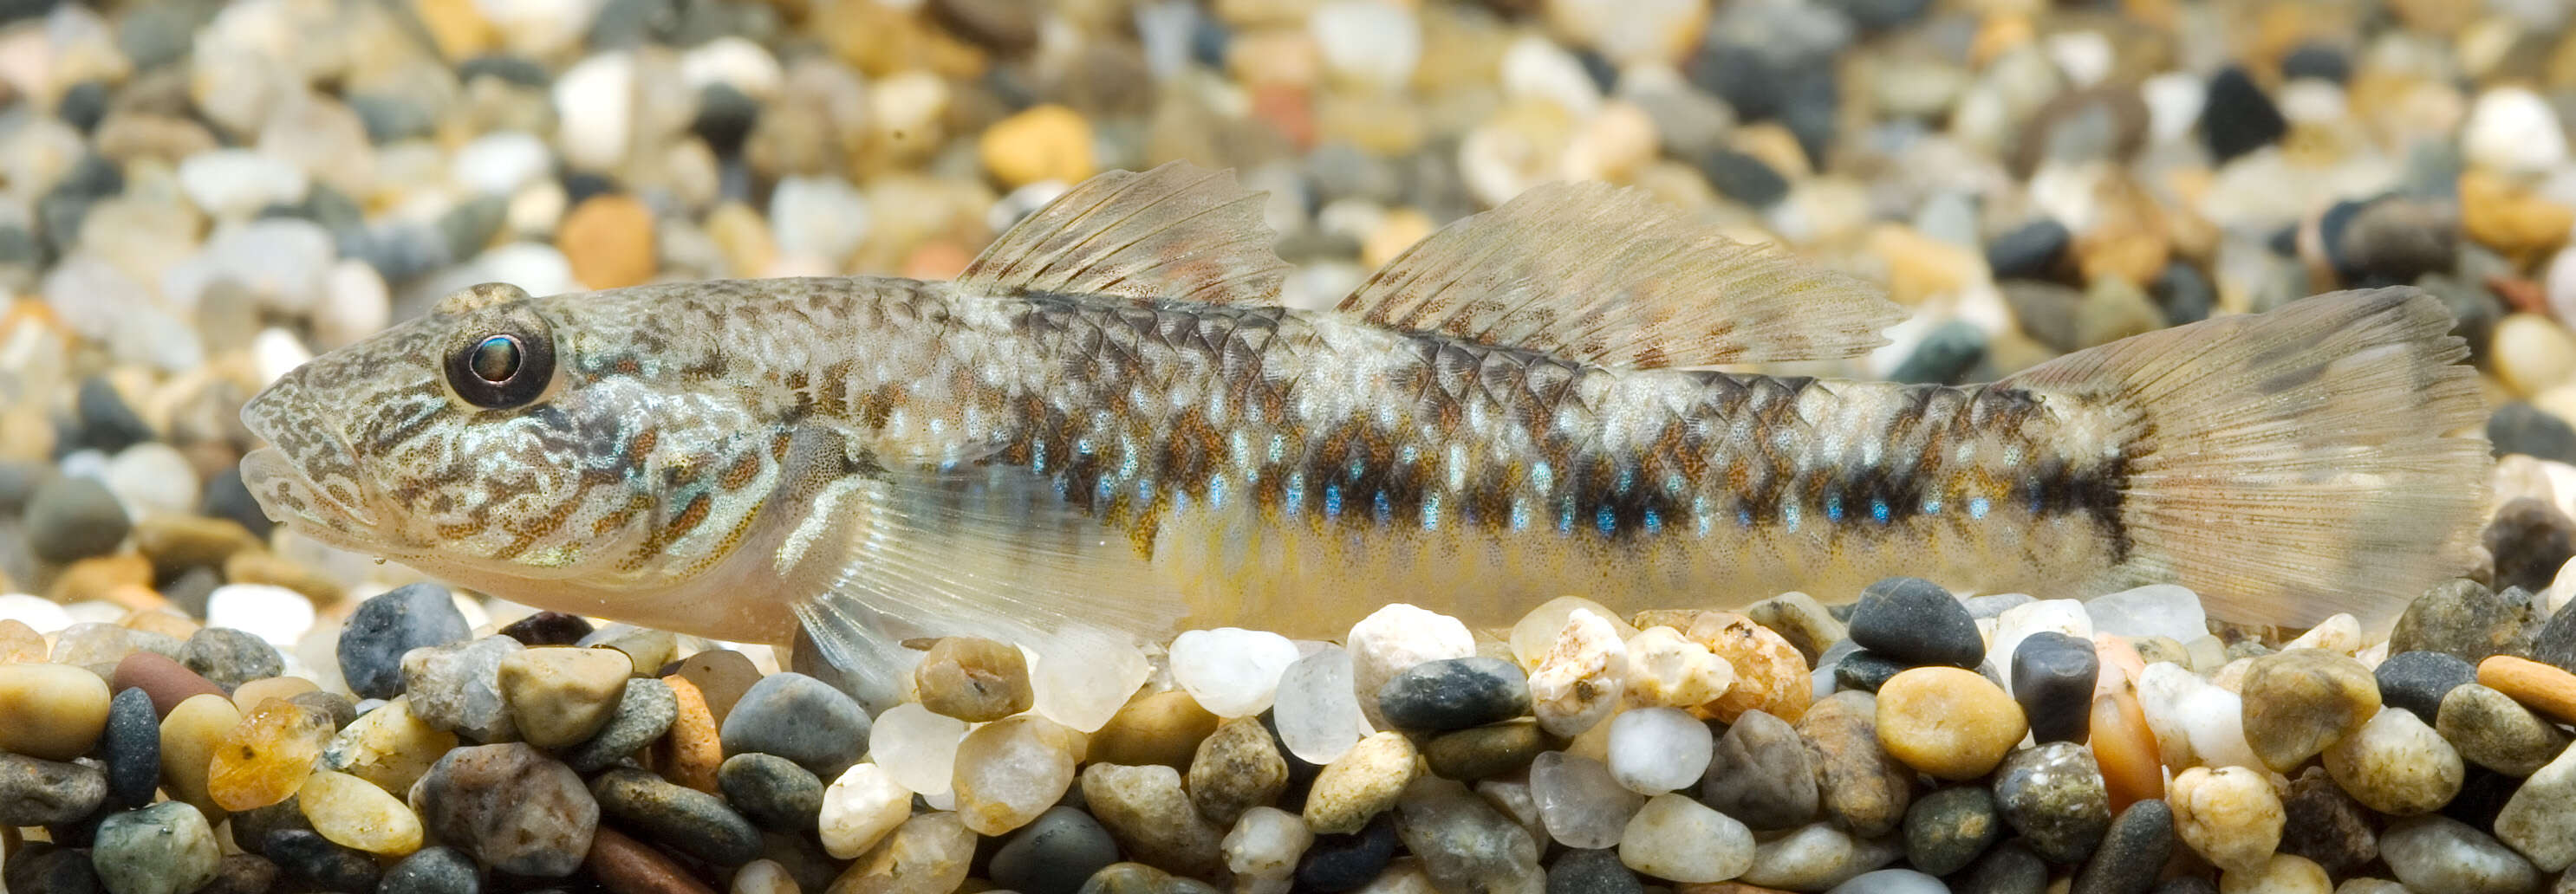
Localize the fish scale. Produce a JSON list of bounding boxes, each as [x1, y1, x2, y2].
[[237, 163, 2488, 711]]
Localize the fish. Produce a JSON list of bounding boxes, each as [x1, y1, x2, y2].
[[239, 162, 2489, 716]]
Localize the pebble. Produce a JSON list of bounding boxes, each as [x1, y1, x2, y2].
[[496, 646, 632, 748], [2464, 86, 2569, 177], [204, 853, 280, 894], [1531, 608, 1629, 736], [2276, 768, 2376, 878], [1618, 792, 1754, 883], [2322, 707, 2463, 815], [498, 611, 595, 648], [0, 661, 110, 760], [1424, 719, 1545, 781], [1796, 693, 1913, 838], [1701, 708, 1820, 830], [818, 762, 913, 859], [2495, 743, 2576, 871], [2013, 631, 2100, 743], [2379, 650, 2481, 721], [2443, 682, 2572, 778], [1876, 666, 2028, 780], [912, 635, 1035, 722], [1082, 762, 1228, 879], [1604, 706, 1713, 794], [584, 826, 717, 894], [1079, 862, 1226, 894], [2394, 580, 2534, 663], [1308, 730, 1421, 834], [206, 700, 335, 812], [1994, 741, 2112, 865], [1348, 604, 1476, 728], [413, 743, 598, 877], [1987, 218, 2072, 280], [99, 687, 157, 809], [1532, 751, 1646, 849], [378, 846, 480, 894], [1170, 627, 1302, 718], [2201, 67, 2286, 162], [952, 714, 1083, 836], [1903, 785, 2003, 877], [1744, 592, 1845, 664], [867, 702, 967, 796], [2169, 767, 2284, 873], [109, 651, 224, 717], [297, 768, 422, 856], [996, 806, 1124, 894], [562, 675, 677, 772], [91, 802, 219, 894], [2239, 649, 2382, 771], [316, 696, 453, 795], [342, 583, 472, 701], [592, 766, 764, 866], [157, 693, 241, 818], [2218, 853, 2331, 894], [180, 627, 282, 691], [1378, 656, 1532, 731], [558, 194, 656, 289], [980, 104, 1096, 188], [1738, 821, 1904, 891], [202, 586, 313, 649], [1188, 716, 1289, 825], [2379, 814, 2540, 894], [55, 625, 185, 681], [720, 671, 870, 779], [2482, 655, 2576, 724], [2072, 799, 2173, 894], [1276, 645, 1376, 765], [400, 635, 524, 743], [1847, 577, 1985, 667], [1393, 776, 1545, 892], [719, 753, 823, 834], [0, 752, 107, 826], [1545, 848, 1642, 894], [577, 625, 677, 677], [262, 827, 380, 891], [7, 845, 104, 894]]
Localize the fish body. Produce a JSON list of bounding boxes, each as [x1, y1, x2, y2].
[[241, 164, 2488, 712]]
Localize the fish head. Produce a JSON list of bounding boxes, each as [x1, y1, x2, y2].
[[239, 282, 777, 602]]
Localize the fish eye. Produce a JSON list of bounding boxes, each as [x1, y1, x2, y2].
[[446, 330, 554, 408]]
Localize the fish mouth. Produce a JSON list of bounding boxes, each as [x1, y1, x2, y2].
[[238, 376, 381, 534]]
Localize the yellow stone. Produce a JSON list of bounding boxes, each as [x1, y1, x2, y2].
[[1088, 690, 1219, 769], [231, 676, 321, 711], [1874, 667, 2028, 781], [556, 195, 658, 291], [298, 769, 424, 856], [208, 701, 335, 812], [0, 661, 112, 760], [161, 693, 244, 820], [979, 104, 1095, 189], [322, 696, 456, 795], [1304, 731, 1419, 834]]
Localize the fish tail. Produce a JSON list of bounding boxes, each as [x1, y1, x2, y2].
[[2006, 287, 2489, 628]]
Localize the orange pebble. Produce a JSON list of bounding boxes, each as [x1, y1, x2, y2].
[[2090, 685, 2166, 812], [652, 675, 723, 794], [2479, 655, 2576, 724]]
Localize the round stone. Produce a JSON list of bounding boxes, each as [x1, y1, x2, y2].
[[1222, 806, 1315, 889], [1532, 751, 1647, 850], [2495, 743, 2576, 872], [180, 627, 283, 691], [378, 846, 480, 894], [318, 696, 455, 796], [913, 636, 1036, 722], [1169, 626, 1302, 718], [952, 714, 1084, 836], [336, 583, 471, 701], [2216, 853, 2330, 894], [1187, 716, 1289, 826], [157, 693, 242, 818], [401, 634, 526, 744], [260, 827, 380, 891], [2322, 708, 2462, 815], [2274, 768, 2375, 878], [99, 686, 159, 809], [1903, 786, 2001, 877], [92, 802, 219, 894], [719, 753, 823, 835], [1831, 650, 1909, 693], [206, 701, 335, 812], [0, 752, 107, 826], [1701, 708, 1819, 831], [1604, 706, 1714, 794], [2378, 651, 2480, 722], [497, 611, 594, 648], [1080, 762, 1227, 879], [1547, 848, 1644, 894], [2438, 683, 2571, 777], [992, 806, 1122, 894], [1305, 731, 1421, 834], [1376, 656, 1532, 732], [562, 675, 677, 771], [1618, 792, 1754, 883], [296, 768, 422, 856], [2012, 631, 2100, 744], [1272, 645, 1374, 765], [496, 646, 631, 749], [1847, 576, 1984, 668], [1799, 693, 1913, 839], [413, 743, 598, 877], [867, 701, 968, 796], [1739, 821, 1906, 891], [110, 651, 224, 717], [1993, 741, 2111, 865], [1877, 666, 2028, 781], [720, 671, 871, 779], [1296, 815, 1401, 891], [590, 766, 764, 866], [1424, 719, 1546, 781], [0, 660, 113, 760], [2169, 767, 2283, 874], [2378, 814, 2540, 894], [818, 762, 913, 859], [2239, 649, 2382, 772], [1347, 603, 1476, 727], [25, 475, 130, 564]]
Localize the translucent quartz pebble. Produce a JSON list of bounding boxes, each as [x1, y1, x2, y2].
[[1620, 792, 1755, 883], [819, 763, 913, 859], [1606, 707, 1714, 794], [951, 715, 1083, 836], [1511, 596, 1636, 668], [2085, 585, 2208, 645], [1348, 604, 1475, 727], [1530, 750, 1646, 849], [1275, 645, 1375, 765], [1169, 627, 1302, 718], [868, 703, 966, 796], [1031, 634, 1150, 734]]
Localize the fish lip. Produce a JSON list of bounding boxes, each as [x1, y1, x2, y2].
[[237, 377, 381, 531]]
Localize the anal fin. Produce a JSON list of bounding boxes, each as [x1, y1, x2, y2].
[[959, 161, 1289, 306], [1339, 180, 1903, 368]]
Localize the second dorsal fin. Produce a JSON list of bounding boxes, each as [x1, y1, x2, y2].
[[959, 161, 1290, 305], [1337, 181, 1903, 368]]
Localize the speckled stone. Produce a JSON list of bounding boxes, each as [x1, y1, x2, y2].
[[1376, 657, 1532, 731], [1187, 716, 1289, 826], [378, 846, 481, 894], [992, 806, 1124, 894], [591, 766, 764, 866], [400, 635, 524, 743], [1425, 719, 1548, 781], [1306, 731, 1421, 834], [913, 635, 1037, 722], [2438, 682, 2571, 777], [719, 672, 870, 779], [1546, 847, 1644, 894], [91, 802, 219, 894], [2240, 649, 2382, 772], [2276, 768, 2376, 878], [1701, 708, 1819, 831], [1903, 786, 2002, 877], [339, 583, 472, 700], [2071, 799, 2174, 894], [99, 687, 159, 809], [560, 676, 676, 773], [412, 743, 597, 877], [0, 753, 107, 826], [2391, 580, 2533, 664], [2378, 651, 2480, 722], [1082, 762, 1228, 879], [180, 627, 282, 691], [1993, 742, 2111, 865], [261, 828, 380, 892], [1796, 693, 1912, 838], [719, 753, 823, 835], [1955, 841, 2049, 894]]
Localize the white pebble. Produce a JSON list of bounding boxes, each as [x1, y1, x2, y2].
[[1223, 806, 1313, 883], [2085, 585, 2207, 645], [178, 149, 309, 219], [2465, 86, 2571, 178], [476, 0, 607, 57], [1027, 633, 1149, 734], [1274, 645, 1376, 765], [1502, 33, 1602, 115], [729, 859, 796, 894], [1605, 707, 1714, 794], [554, 51, 637, 172], [818, 762, 914, 858], [250, 327, 314, 388], [1346, 604, 1473, 726], [769, 175, 872, 268], [452, 132, 556, 196], [867, 703, 966, 796], [1619, 793, 1754, 884], [1529, 750, 1644, 849], [1309, 1, 1420, 91], [206, 584, 316, 648], [1529, 608, 1627, 736], [0, 593, 73, 633], [1169, 627, 1301, 718], [39, 255, 152, 343], [168, 217, 338, 315], [315, 260, 390, 351], [105, 443, 200, 520], [681, 36, 784, 99], [1826, 869, 1950, 894]]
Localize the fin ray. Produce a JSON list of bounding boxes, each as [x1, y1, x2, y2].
[[960, 161, 1288, 305]]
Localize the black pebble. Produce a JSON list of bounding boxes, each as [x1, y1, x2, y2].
[[990, 807, 1121, 894], [717, 753, 823, 835], [1295, 813, 1400, 892], [498, 611, 595, 646], [2277, 768, 2376, 878], [381, 845, 483, 894], [1952, 840, 2047, 894], [2438, 766, 2519, 830], [1890, 320, 1987, 385], [2279, 42, 2351, 84], [2374, 650, 2478, 720], [2486, 499, 2575, 594], [1905, 786, 2003, 877], [2011, 632, 2100, 744], [1986, 218, 2072, 281], [2150, 262, 2215, 325], [2148, 879, 2218, 894], [693, 83, 760, 157], [1847, 576, 1984, 668], [2201, 66, 2287, 163], [1376, 657, 1532, 731], [201, 468, 274, 541], [1545, 848, 1643, 894], [74, 375, 154, 453], [100, 687, 159, 809], [1696, 148, 1789, 209], [3, 843, 102, 894], [2490, 402, 2576, 464], [263, 828, 381, 892], [57, 80, 108, 133], [2069, 799, 2173, 894], [1832, 650, 1909, 693], [198, 853, 278, 894], [337, 583, 473, 700]]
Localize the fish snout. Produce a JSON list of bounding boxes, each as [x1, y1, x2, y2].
[[238, 374, 381, 532]]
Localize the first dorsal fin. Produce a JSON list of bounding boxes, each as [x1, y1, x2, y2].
[[1337, 180, 1903, 368], [959, 161, 1289, 305]]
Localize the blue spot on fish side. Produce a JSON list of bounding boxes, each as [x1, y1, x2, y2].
[[1825, 496, 1844, 523], [1922, 496, 1942, 515], [1737, 508, 1755, 528], [1285, 475, 1305, 515], [1785, 503, 1802, 531], [1596, 505, 1616, 534], [1207, 476, 1226, 509], [1968, 496, 1991, 519], [1374, 491, 1391, 523], [1324, 484, 1343, 518], [1421, 495, 1442, 531], [1870, 499, 1890, 525], [1643, 509, 1662, 534]]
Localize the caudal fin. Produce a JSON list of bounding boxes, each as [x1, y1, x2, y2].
[[2005, 288, 2489, 628]]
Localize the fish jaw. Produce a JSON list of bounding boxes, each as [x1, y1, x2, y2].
[[237, 375, 390, 547]]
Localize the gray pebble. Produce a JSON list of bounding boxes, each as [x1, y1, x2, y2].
[[413, 743, 597, 878], [342, 583, 473, 701], [90, 802, 218, 894], [261, 828, 378, 892], [5, 844, 103, 894], [2392, 579, 2534, 664], [2070, 799, 2173, 894], [380, 846, 482, 894], [225, 795, 311, 853], [1992, 742, 2110, 865], [561, 677, 677, 773], [1701, 708, 1820, 830], [717, 753, 823, 835], [0, 753, 107, 826], [992, 806, 1122, 894], [1376, 657, 1531, 732], [590, 766, 764, 866], [1545, 848, 1643, 894], [23, 475, 129, 564], [401, 634, 524, 742], [180, 627, 282, 691], [1903, 785, 2000, 877], [197, 853, 278, 894], [1955, 840, 2047, 894], [719, 671, 870, 779], [100, 687, 159, 809]]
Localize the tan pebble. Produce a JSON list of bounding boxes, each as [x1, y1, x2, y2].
[[2282, 614, 2363, 654], [209, 700, 335, 812], [1361, 208, 1434, 270], [912, 637, 1034, 722], [1742, 593, 1844, 664], [652, 675, 724, 794], [2088, 686, 2165, 811], [589, 826, 719, 894], [2479, 655, 2576, 723], [159, 692, 243, 820], [1623, 626, 1735, 709], [2217, 852, 2331, 894], [557, 194, 658, 290], [2494, 314, 2576, 397], [48, 554, 153, 606], [1188, 716, 1290, 825], [951, 715, 1083, 836], [979, 104, 1094, 188], [231, 676, 321, 711], [297, 768, 422, 856], [1304, 731, 1419, 834], [1087, 689, 1219, 769], [0, 661, 113, 760], [2238, 649, 2381, 772], [1079, 762, 1227, 878], [219, 551, 342, 606], [1649, 611, 1812, 723], [1874, 667, 2027, 781], [706, 202, 777, 280], [413, 0, 497, 60], [668, 650, 764, 727], [112, 651, 224, 717], [132, 515, 263, 578], [2320, 707, 2462, 816], [120, 607, 199, 641], [0, 619, 43, 663], [1530, 609, 1628, 736], [321, 696, 456, 795], [2437, 683, 2570, 776], [828, 812, 977, 894], [2462, 170, 2573, 263], [2169, 766, 2284, 873], [1794, 692, 1910, 838], [497, 647, 632, 748]]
